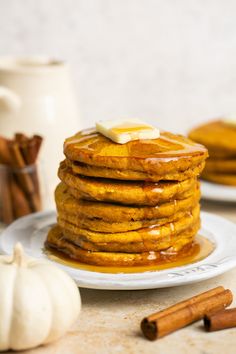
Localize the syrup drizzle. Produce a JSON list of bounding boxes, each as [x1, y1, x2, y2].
[[64, 129, 207, 163], [111, 124, 153, 134], [45, 235, 214, 274]]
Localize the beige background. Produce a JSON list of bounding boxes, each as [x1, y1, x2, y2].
[[1, 0, 236, 132]]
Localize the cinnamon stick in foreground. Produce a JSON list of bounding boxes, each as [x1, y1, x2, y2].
[[141, 286, 233, 340], [204, 308, 236, 332]]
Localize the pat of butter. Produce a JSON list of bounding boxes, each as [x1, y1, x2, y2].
[[96, 119, 160, 144], [223, 114, 236, 126]]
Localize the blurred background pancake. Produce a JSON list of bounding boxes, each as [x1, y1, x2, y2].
[[189, 120, 236, 186], [189, 120, 236, 158]]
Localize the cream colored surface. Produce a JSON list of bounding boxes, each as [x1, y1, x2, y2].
[[0, 244, 81, 351], [3, 202, 234, 354], [0, 57, 80, 208]]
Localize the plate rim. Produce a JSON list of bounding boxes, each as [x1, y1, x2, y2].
[[1, 210, 236, 290], [201, 180, 236, 202]]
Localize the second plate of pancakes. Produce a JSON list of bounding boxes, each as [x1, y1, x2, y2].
[[201, 181, 236, 202], [189, 120, 236, 202]]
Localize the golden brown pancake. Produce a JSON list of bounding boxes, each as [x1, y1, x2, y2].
[[189, 120, 236, 158], [61, 220, 199, 253], [204, 158, 236, 174], [58, 162, 198, 206], [189, 120, 236, 186], [64, 129, 208, 177], [58, 205, 198, 233], [57, 204, 200, 253], [61, 222, 198, 253], [55, 182, 200, 222], [46, 125, 207, 268], [202, 171, 236, 186], [68, 160, 205, 182], [46, 224, 199, 266]]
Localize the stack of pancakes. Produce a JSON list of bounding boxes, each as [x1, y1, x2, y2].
[[46, 128, 208, 266], [189, 120, 236, 186]]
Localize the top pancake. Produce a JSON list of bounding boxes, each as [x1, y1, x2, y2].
[[189, 120, 236, 158], [64, 128, 208, 178]]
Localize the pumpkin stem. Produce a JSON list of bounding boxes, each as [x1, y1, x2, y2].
[[12, 243, 26, 266]]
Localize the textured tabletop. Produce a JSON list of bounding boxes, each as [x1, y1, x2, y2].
[[6, 201, 236, 354]]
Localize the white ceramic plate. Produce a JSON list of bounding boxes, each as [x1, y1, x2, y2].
[[1, 211, 236, 290], [201, 180, 236, 202]]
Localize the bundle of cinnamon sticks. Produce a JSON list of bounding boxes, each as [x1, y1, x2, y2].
[[141, 286, 235, 340], [0, 133, 43, 224]]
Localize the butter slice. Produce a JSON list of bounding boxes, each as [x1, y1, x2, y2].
[[223, 114, 236, 127], [96, 119, 160, 144]]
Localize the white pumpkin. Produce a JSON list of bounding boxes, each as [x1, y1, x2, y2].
[[0, 243, 81, 351]]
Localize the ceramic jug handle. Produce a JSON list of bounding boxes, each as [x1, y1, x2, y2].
[[0, 86, 21, 113]]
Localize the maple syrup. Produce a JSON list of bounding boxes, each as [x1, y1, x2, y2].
[[111, 124, 152, 134], [45, 235, 214, 274], [64, 129, 207, 161]]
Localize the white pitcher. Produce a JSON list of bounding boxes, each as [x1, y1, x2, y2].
[[0, 57, 80, 208]]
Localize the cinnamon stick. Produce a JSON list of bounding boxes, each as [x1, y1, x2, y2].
[[0, 137, 11, 164], [9, 141, 41, 212], [141, 286, 233, 340], [25, 135, 42, 210], [0, 133, 43, 223], [0, 166, 14, 224], [204, 308, 236, 332], [10, 179, 31, 218], [20, 135, 42, 165], [0, 139, 14, 223]]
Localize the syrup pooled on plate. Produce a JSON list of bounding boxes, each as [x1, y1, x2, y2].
[[45, 235, 214, 274]]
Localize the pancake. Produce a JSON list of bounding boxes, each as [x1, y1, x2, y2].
[[189, 120, 236, 158], [64, 129, 208, 177], [55, 182, 200, 222], [61, 220, 199, 253], [46, 224, 199, 266], [204, 158, 236, 174], [202, 171, 236, 186], [58, 162, 198, 206], [46, 124, 207, 268], [68, 160, 205, 182], [57, 204, 200, 253], [58, 204, 198, 232]]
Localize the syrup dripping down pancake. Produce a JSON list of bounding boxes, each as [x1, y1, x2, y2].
[[55, 182, 200, 223], [64, 129, 208, 176], [57, 204, 200, 253], [46, 223, 199, 266], [58, 162, 199, 206], [68, 160, 205, 182]]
